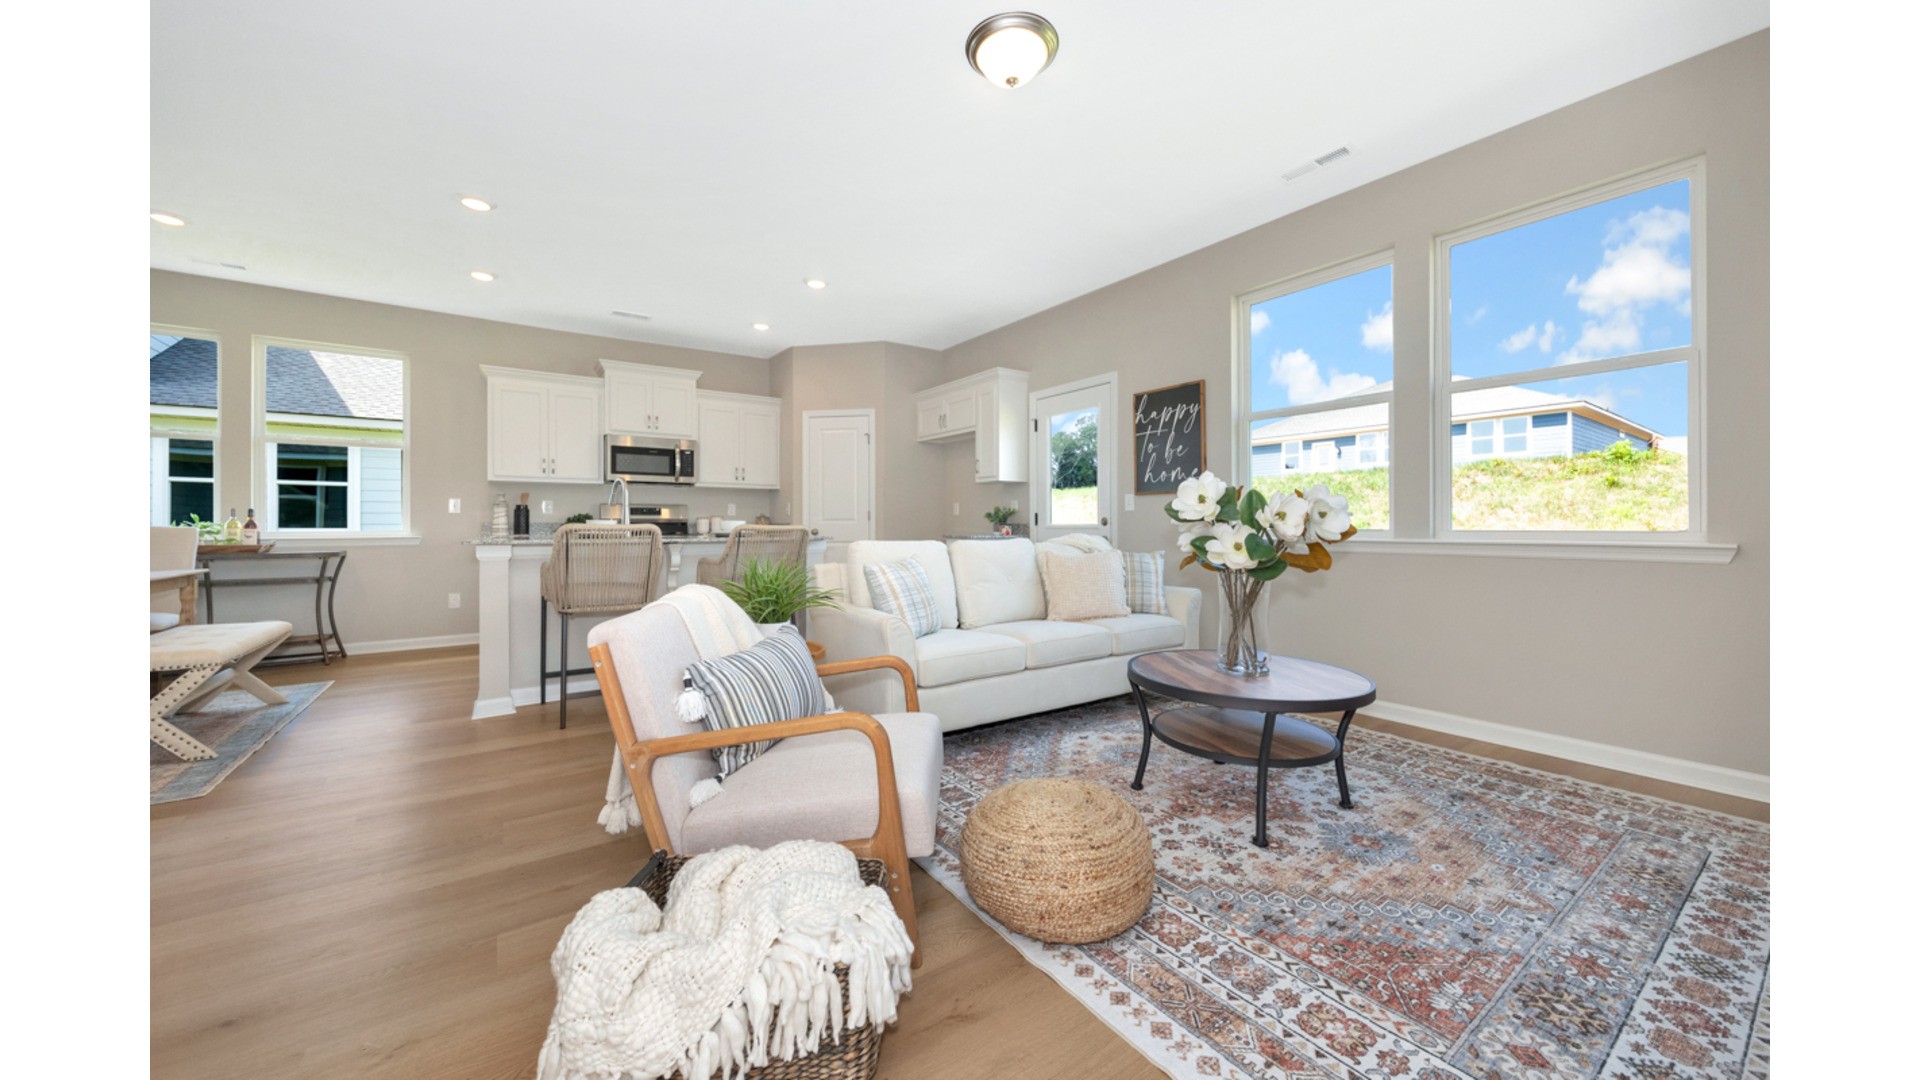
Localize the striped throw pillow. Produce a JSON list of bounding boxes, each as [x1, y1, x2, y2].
[[1122, 550, 1168, 615], [685, 625, 828, 778], [863, 559, 940, 638]]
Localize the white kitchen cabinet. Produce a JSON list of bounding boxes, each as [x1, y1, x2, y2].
[[599, 360, 701, 438], [914, 368, 1029, 482], [483, 367, 607, 484], [696, 391, 781, 488]]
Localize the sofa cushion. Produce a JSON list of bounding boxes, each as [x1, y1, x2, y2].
[[681, 710, 943, 857], [846, 540, 959, 630], [949, 538, 1046, 629], [862, 559, 941, 638], [1040, 550, 1130, 621], [913, 628, 1027, 687], [971, 619, 1112, 669], [1090, 613, 1187, 656], [1034, 533, 1113, 559]]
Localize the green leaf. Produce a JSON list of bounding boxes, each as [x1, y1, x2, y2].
[[1215, 487, 1241, 525], [1249, 561, 1287, 581], [1188, 535, 1212, 561], [1244, 532, 1276, 563], [1163, 503, 1186, 521], [1239, 486, 1267, 522]]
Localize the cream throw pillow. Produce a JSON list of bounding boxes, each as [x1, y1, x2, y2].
[[1040, 550, 1130, 621]]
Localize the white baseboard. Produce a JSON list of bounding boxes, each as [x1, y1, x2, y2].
[[509, 676, 602, 708], [1361, 699, 1769, 804], [471, 696, 516, 720], [346, 633, 480, 655]]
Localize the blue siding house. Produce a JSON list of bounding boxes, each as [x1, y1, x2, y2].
[[1253, 380, 1661, 477]]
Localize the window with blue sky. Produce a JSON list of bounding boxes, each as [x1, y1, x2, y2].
[[1443, 172, 1696, 533]]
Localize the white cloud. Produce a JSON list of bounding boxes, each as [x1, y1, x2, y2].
[[1360, 303, 1392, 352], [1538, 320, 1558, 352], [1557, 311, 1641, 364], [1500, 324, 1540, 353], [1250, 310, 1270, 335], [1269, 348, 1377, 406], [1566, 205, 1691, 315], [1468, 305, 1489, 325]]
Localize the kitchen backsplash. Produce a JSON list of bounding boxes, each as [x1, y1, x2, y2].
[[486, 483, 778, 525]]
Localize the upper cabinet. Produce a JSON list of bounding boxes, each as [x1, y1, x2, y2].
[[696, 391, 781, 489], [915, 368, 1029, 483], [483, 367, 606, 484], [600, 360, 701, 438]]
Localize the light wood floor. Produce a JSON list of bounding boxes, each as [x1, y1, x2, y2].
[[151, 647, 1763, 1079]]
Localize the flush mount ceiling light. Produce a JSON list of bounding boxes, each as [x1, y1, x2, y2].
[[150, 211, 187, 227], [805, 278, 828, 290], [965, 12, 1059, 90], [470, 270, 496, 282], [458, 195, 494, 212], [753, 322, 770, 331]]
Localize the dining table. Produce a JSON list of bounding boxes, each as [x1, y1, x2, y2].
[[151, 568, 208, 626]]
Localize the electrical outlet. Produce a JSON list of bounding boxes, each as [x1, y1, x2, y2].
[[540, 500, 554, 514], [727, 503, 736, 515], [447, 497, 461, 514], [1011, 497, 1019, 510], [952, 501, 960, 516], [447, 592, 461, 609], [1124, 494, 1135, 511]]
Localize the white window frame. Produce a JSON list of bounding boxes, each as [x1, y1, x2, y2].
[[251, 335, 413, 541], [1433, 158, 1706, 543], [151, 324, 222, 526], [1233, 250, 1394, 534]]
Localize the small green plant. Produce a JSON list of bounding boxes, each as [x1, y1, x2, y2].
[[984, 505, 1018, 526], [175, 513, 228, 543], [717, 558, 841, 624], [564, 512, 593, 524]]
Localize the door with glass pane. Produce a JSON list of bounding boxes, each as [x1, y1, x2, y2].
[[1029, 376, 1116, 542]]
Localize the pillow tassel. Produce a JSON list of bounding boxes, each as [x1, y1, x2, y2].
[[688, 777, 725, 807], [676, 673, 709, 724]]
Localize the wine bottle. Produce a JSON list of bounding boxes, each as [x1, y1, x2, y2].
[[223, 507, 243, 543], [242, 508, 260, 545]]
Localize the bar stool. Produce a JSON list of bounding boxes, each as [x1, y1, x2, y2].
[[539, 523, 665, 728], [695, 525, 814, 586]]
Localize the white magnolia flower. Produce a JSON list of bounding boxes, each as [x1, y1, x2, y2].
[[1259, 493, 1311, 541], [1170, 472, 1227, 521], [1177, 522, 1211, 556], [1205, 522, 1259, 570], [1305, 485, 1352, 542]]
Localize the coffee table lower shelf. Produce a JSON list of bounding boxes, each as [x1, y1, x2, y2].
[[1130, 702, 1357, 848]]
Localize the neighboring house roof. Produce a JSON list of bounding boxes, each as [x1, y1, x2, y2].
[[1253, 378, 1658, 444], [150, 340, 403, 421]]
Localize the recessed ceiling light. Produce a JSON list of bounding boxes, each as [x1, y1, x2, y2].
[[470, 270, 496, 282], [966, 12, 1060, 90], [458, 196, 494, 212], [150, 211, 187, 227], [805, 279, 828, 290], [753, 322, 770, 331]]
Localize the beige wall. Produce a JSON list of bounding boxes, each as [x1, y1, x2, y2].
[[938, 33, 1769, 775], [771, 342, 947, 540], [151, 271, 775, 646]]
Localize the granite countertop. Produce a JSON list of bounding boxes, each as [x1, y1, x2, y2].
[[467, 530, 827, 547]]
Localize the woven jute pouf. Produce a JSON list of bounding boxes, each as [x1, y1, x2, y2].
[[959, 778, 1155, 944]]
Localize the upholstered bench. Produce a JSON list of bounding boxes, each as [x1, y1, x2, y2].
[[150, 621, 293, 761]]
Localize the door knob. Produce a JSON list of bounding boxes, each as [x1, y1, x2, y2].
[[1101, 516, 1109, 526]]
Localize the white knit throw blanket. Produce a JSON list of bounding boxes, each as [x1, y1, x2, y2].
[[599, 585, 762, 834], [1045, 532, 1111, 553], [538, 841, 914, 1080]]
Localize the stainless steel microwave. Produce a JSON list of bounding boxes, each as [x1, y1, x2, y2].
[[606, 434, 697, 484]]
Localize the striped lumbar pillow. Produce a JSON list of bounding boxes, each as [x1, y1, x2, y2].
[[1040, 549, 1131, 621], [863, 558, 941, 638], [684, 624, 828, 779], [1122, 550, 1168, 615]]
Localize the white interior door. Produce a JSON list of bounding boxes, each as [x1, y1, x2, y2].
[[804, 411, 874, 543], [1030, 375, 1117, 543]]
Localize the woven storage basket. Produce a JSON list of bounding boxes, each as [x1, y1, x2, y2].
[[958, 778, 1155, 944], [625, 852, 888, 1080]]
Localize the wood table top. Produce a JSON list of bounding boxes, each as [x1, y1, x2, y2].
[[1128, 649, 1376, 713]]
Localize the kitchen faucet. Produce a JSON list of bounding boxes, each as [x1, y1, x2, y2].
[[607, 478, 631, 524]]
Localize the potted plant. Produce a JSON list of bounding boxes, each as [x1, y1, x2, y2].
[[717, 557, 841, 633], [984, 506, 1018, 536]]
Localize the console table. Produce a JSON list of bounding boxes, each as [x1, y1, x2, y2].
[[198, 549, 349, 666]]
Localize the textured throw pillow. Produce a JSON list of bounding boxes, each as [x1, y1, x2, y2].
[[863, 559, 941, 638], [1040, 550, 1130, 621], [1122, 550, 1168, 615], [684, 625, 828, 779]]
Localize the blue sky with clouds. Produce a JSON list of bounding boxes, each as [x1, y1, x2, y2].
[[1249, 179, 1692, 437]]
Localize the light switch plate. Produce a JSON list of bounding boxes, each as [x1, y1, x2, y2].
[[447, 593, 461, 609], [727, 503, 736, 515], [447, 497, 461, 514], [952, 501, 960, 516], [540, 500, 554, 514], [1124, 494, 1135, 511]]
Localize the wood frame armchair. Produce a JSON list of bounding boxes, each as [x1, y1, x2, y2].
[[590, 646, 924, 964]]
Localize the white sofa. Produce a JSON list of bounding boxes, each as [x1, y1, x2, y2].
[[808, 536, 1200, 732]]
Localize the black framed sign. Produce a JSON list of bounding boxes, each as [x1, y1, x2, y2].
[[1132, 380, 1206, 494]]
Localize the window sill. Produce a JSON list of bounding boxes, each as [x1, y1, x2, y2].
[[264, 532, 423, 550], [1340, 537, 1738, 565]]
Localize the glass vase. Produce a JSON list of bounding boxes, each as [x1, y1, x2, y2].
[[1215, 571, 1271, 676]]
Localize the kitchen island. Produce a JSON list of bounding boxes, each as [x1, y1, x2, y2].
[[468, 531, 828, 719]]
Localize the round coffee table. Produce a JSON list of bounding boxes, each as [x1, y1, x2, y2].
[[1127, 650, 1376, 848]]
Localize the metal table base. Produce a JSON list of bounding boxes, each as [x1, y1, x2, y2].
[[199, 549, 348, 666]]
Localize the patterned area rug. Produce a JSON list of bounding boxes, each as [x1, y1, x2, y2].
[[151, 682, 330, 804], [917, 696, 1770, 1079]]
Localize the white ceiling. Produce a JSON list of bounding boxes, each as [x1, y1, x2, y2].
[[151, 1, 1768, 359]]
